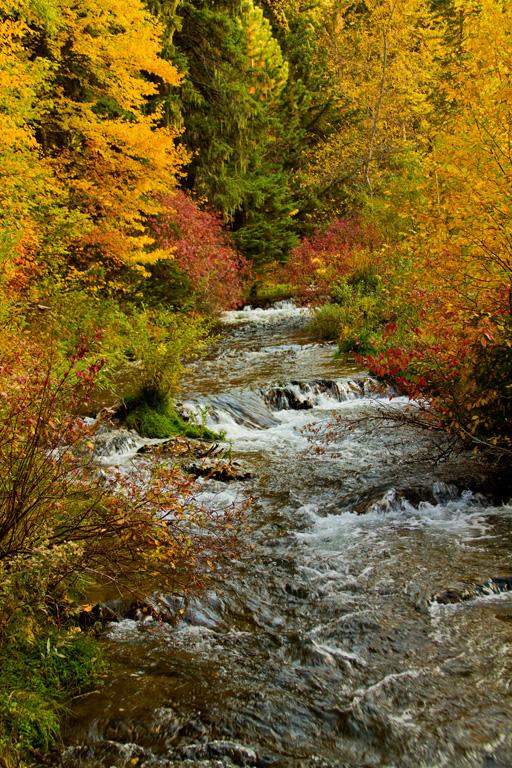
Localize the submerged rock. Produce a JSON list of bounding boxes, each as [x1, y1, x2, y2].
[[263, 384, 313, 411], [93, 425, 143, 458], [432, 576, 512, 604], [124, 595, 183, 623], [77, 602, 120, 629], [179, 740, 259, 766], [261, 377, 384, 412]]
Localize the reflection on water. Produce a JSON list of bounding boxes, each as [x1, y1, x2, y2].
[[61, 302, 512, 768]]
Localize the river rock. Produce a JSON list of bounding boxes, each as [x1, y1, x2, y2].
[[179, 740, 259, 766], [93, 425, 143, 458], [125, 594, 186, 623], [263, 384, 313, 410], [77, 601, 120, 629], [184, 458, 253, 481], [432, 576, 512, 604]]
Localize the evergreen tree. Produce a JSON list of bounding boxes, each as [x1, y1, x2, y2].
[[263, 0, 342, 228], [148, 0, 300, 265]]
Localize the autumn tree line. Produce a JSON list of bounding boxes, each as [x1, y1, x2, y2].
[[0, 0, 511, 761], [1, 0, 510, 448]]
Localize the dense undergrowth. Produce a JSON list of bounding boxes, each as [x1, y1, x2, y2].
[[0, 630, 103, 765], [286, 214, 512, 455]]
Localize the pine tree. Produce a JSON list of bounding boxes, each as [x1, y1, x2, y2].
[[152, 0, 299, 265]]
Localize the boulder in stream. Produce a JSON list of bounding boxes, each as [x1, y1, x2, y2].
[[77, 602, 120, 629]]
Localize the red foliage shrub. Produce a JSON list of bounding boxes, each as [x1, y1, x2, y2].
[[280, 216, 380, 300], [151, 192, 249, 312], [0, 338, 243, 604]]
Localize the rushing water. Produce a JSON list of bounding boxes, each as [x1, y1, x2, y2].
[[61, 303, 512, 768]]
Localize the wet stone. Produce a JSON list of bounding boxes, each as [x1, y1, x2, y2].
[[284, 583, 311, 600], [184, 458, 253, 481], [77, 601, 120, 629], [178, 740, 260, 766], [93, 426, 143, 458], [432, 576, 512, 605], [61, 741, 146, 767]]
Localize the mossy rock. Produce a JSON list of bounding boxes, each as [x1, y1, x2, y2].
[[248, 282, 296, 308], [124, 400, 218, 441]]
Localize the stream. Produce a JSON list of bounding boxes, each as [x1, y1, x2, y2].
[[61, 302, 512, 768]]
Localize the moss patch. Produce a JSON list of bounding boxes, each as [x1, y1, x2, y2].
[[248, 282, 297, 308], [123, 393, 219, 441]]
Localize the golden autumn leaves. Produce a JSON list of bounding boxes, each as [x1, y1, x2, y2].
[[0, 0, 186, 294]]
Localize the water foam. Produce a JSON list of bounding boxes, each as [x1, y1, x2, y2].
[[222, 300, 310, 325], [294, 493, 512, 560]]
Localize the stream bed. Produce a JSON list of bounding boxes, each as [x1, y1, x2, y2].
[[60, 303, 512, 768]]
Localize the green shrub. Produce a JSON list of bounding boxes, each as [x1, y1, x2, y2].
[[28, 290, 212, 406], [308, 303, 346, 340], [120, 309, 211, 402], [337, 294, 385, 353], [248, 282, 297, 307], [328, 276, 388, 353], [0, 629, 104, 762]]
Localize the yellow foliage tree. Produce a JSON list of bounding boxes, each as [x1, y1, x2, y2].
[[402, 0, 512, 445], [304, 0, 439, 219], [360, 0, 512, 450], [0, 0, 187, 296], [0, 6, 57, 291]]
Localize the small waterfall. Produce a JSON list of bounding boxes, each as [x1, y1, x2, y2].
[[201, 391, 280, 429], [93, 426, 144, 459], [261, 377, 382, 411], [222, 300, 310, 326], [186, 376, 383, 433]]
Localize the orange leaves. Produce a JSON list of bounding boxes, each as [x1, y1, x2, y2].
[[0, 5, 55, 289], [44, 0, 188, 270]]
